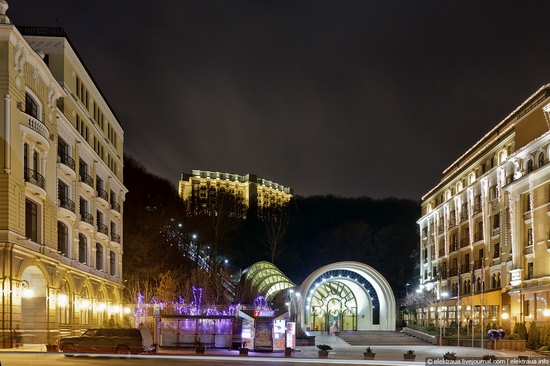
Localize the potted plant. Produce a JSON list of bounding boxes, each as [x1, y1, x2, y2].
[[444, 351, 456, 360], [364, 346, 375, 359], [317, 344, 332, 358], [403, 349, 416, 361], [239, 340, 249, 355], [195, 337, 205, 354]]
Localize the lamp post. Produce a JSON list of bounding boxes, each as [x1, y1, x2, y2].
[[439, 291, 448, 345]]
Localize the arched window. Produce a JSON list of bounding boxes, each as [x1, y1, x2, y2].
[[95, 243, 103, 271], [539, 152, 545, 167], [78, 234, 87, 264], [57, 221, 69, 256], [527, 159, 534, 173]]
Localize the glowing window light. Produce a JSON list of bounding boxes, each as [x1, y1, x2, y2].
[[22, 288, 34, 298], [57, 294, 68, 306]]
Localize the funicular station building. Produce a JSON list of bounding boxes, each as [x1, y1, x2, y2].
[[231, 261, 396, 351]]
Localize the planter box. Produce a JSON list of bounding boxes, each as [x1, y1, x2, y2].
[[239, 347, 249, 356], [404, 354, 416, 361], [364, 352, 375, 360], [318, 350, 329, 358], [487, 340, 526, 352]]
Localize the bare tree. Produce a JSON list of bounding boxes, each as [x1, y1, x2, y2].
[[260, 203, 290, 264]]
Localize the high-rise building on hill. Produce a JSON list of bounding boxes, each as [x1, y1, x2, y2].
[[179, 170, 293, 218], [418, 84, 550, 334], [0, 3, 126, 346]]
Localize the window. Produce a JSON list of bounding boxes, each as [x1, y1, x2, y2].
[[57, 221, 69, 256], [95, 243, 103, 271], [493, 243, 500, 258], [528, 262, 534, 280], [78, 234, 87, 264], [527, 159, 534, 173], [25, 92, 38, 119], [540, 152, 545, 167], [493, 214, 500, 229], [527, 228, 533, 246], [58, 180, 72, 211], [25, 198, 38, 242], [109, 251, 116, 276]]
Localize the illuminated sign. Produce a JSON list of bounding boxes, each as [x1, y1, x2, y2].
[[510, 269, 522, 286], [254, 310, 275, 317]]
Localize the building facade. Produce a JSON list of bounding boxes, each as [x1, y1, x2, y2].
[[418, 84, 550, 334], [0, 3, 126, 346], [179, 170, 293, 218]]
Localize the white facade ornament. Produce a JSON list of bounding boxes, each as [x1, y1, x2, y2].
[[14, 41, 26, 74], [15, 76, 20, 88], [0, 1, 8, 14], [32, 67, 39, 87]]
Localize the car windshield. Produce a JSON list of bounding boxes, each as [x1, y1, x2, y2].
[[82, 329, 97, 336]]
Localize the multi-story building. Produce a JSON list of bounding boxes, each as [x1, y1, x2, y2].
[[0, 3, 126, 347], [179, 170, 293, 218], [418, 84, 550, 334]]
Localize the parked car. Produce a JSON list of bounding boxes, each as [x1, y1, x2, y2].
[[59, 327, 156, 357]]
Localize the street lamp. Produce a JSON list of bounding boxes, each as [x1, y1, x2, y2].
[[406, 283, 410, 295], [439, 291, 448, 345]]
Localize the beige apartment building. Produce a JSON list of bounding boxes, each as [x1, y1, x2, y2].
[[179, 170, 293, 218], [0, 4, 126, 346], [419, 84, 550, 334]]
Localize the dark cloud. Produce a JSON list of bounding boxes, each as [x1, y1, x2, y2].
[[10, 0, 550, 199]]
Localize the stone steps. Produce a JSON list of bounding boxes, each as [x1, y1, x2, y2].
[[335, 331, 432, 346]]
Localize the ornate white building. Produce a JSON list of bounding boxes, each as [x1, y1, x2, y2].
[[419, 84, 550, 334], [0, 3, 126, 346]]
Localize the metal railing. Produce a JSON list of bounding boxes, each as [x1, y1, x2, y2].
[[59, 196, 75, 212], [80, 211, 93, 225], [111, 201, 121, 212], [97, 223, 108, 235], [97, 189, 108, 201], [24, 168, 45, 189], [58, 152, 75, 171], [79, 172, 94, 187], [111, 233, 121, 243]]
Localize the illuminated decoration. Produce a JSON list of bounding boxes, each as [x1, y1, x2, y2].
[[254, 295, 269, 310]]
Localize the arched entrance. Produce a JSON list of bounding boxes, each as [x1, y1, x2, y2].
[[21, 266, 48, 343], [298, 262, 395, 331]]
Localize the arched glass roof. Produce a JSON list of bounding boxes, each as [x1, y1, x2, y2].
[[242, 261, 295, 300]]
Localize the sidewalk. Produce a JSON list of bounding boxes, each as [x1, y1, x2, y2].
[[1, 333, 542, 362]]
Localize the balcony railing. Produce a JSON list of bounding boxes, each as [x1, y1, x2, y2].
[[98, 223, 108, 235], [460, 212, 468, 222], [58, 152, 75, 171], [438, 248, 445, 257], [59, 196, 75, 213], [25, 114, 49, 139], [111, 201, 121, 213], [473, 203, 481, 214], [473, 260, 482, 269], [461, 263, 470, 273], [80, 211, 93, 225], [79, 172, 94, 187], [111, 233, 121, 243], [473, 232, 483, 242], [24, 168, 45, 189], [449, 267, 458, 277], [97, 188, 108, 201], [460, 237, 470, 248], [449, 243, 458, 253]]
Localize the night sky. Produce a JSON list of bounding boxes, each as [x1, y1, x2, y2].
[[8, 1, 550, 199]]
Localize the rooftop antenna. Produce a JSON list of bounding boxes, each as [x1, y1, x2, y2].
[[55, 17, 61, 28]]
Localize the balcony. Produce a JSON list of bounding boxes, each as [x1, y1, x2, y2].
[[473, 203, 481, 215], [460, 212, 468, 222], [460, 237, 470, 248], [58, 152, 76, 180], [111, 232, 121, 244], [449, 267, 458, 277], [20, 113, 49, 149], [97, 223, 109, 236], [24, 168, 45, 189], [461, 263, 470, 273], [110, 201, 121, 216], [439, 248, 445, 257], [79, 172, 94, 194], [97, 188, 109, 208], [473, 231, 483, 242], [473, 259, 482, 269], [81, 211, 93, 224], [449, 243, 458, 253], [58, 196, 76, 221]]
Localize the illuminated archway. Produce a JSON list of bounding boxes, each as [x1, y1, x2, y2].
[[298, 262, 395, 331]]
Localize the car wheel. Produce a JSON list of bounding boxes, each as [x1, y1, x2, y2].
[[116, 346, 131, 359], [63, 344, 76, 357]]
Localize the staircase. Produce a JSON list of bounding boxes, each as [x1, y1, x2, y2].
[[335, 330, 432, 346]]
